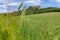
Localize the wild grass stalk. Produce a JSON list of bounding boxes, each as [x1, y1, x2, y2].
[[6, 2, 26, 40], [16, 3, 26, 40], [0, 2, 60, 40]]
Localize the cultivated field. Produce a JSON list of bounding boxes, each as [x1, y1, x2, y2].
[[0, 12, 60, 40]]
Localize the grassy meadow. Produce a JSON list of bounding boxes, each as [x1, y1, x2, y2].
[[0, 12, 60, 40]]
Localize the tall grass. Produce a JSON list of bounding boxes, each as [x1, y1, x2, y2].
[[0, 3, 60, 40], [7, 3, 26, 40], [0, 3, 26, 40]]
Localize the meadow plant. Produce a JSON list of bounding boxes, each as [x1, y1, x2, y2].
[[0, 2, 60, 40]]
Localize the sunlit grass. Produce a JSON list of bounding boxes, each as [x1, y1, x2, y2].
[[0, 2, 60, 40]]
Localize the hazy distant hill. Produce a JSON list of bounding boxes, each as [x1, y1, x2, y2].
[[1, 7, 60, 16]]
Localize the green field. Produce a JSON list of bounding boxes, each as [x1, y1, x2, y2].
[[0, 12, 60, 40]]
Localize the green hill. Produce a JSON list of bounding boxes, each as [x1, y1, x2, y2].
[[1, 7, 60, 16], [0, 12, 60, 40]]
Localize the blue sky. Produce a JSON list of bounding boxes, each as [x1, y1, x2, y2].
[[0, 0, 60, 13]]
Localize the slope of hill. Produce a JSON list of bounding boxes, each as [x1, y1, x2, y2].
[[0, 12, 60, 40]]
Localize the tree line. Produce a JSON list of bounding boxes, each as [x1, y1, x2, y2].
[[2, 5, 60, 16]]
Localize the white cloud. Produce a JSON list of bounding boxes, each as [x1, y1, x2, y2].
[[52, 0, 60, 2], [0, 9, 14, 13], [0, 0, 20, 13], [0, 0, 20, 7], [0, 0, 41, 13], [0, 9, 7, 13], [0, 0, 6, 3], [0, 0, 4, 2], [0, 5, 6, 8], [7, 2, 20, 6], [24, 0, 41, 6], [56, 0, 60, 2], [41, 3, 55, 7]]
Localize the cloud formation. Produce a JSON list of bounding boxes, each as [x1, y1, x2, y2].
[[0, 9, 7, 13], [24, 0, 41, 6], [55, 0, 60, 2], [0, 0, 60, 13], [7, 2, 20, 6], [0, 0, 20, 13]]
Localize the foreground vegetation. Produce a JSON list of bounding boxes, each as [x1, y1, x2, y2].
[[0, 12, 60, 40], [0, 3, 60, 40]]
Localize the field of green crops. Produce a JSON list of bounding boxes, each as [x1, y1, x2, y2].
[[0, 12, 60, 40]]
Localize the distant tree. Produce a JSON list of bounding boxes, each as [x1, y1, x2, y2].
[[26, 5, 41, 15], [28, 5, 40, 10]]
